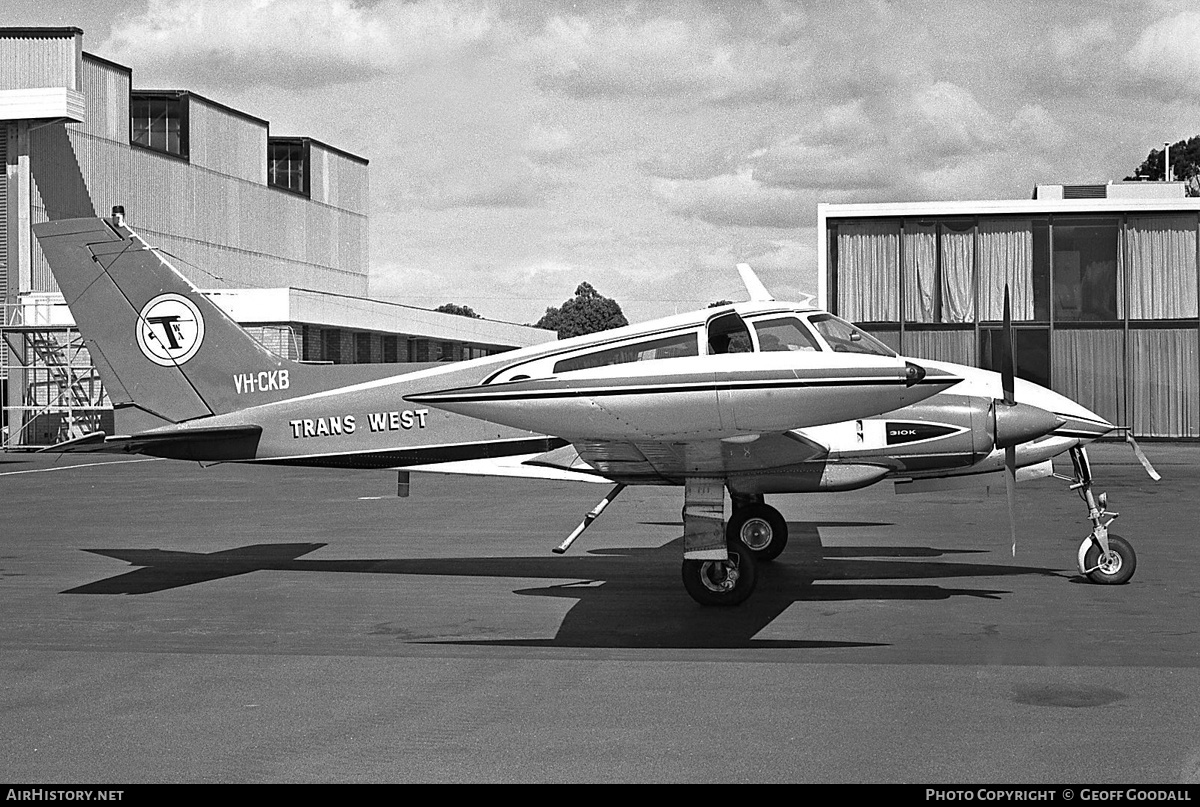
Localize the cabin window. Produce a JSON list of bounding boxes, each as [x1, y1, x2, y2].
[[751, 317, 820, 352], [553, 332, 698, 373], [707, 312, 753, 354], [807, 313, 895, 356]]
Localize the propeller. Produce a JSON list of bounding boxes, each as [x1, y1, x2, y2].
[[990, 286, 1065, 555], [1001, 287, 1018, 557]]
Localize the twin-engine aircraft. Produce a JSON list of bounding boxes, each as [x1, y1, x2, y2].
[[32, 212, 1149, 607]]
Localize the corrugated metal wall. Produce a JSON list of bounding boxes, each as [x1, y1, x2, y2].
[[25, 54, 369, 297], [310, 143, 369, 215], [0, 31, 79, 91], [189, 96, 267, 184], [1, 123, 7, 380], [79, 57, 129, 142]]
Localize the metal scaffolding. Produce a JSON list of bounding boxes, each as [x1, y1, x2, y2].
[[1, 304, 111, 449]]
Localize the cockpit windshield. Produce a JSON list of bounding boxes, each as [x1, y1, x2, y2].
[[806, 313, 896, 357]]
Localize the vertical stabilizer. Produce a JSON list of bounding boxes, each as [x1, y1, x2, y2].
[[34, 215, 304, 428]]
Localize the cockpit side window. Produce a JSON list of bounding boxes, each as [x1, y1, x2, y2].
[[751, 317, 821, 352], [806, 313, 896, 357], [707, 312, 754, 354], [553, 332, 699, 373]]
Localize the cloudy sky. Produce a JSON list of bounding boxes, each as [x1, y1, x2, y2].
[[14, 0, 1200, 324]]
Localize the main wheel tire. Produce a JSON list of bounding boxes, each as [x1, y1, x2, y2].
[[681, 540, 758, 606], [1083, 534, 1136, 585], [727, 503, 788, 562]]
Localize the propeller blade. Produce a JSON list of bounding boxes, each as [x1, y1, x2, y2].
[[1001, 285, 1015, 406], [1004, 444, 1017, 557]]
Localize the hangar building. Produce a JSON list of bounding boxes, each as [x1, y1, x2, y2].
[[819, 183, 1200, 438], [0, 27, 553, 448]]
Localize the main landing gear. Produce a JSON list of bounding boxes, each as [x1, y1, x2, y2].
[[681, 539, 758, 606], [677, 493, 789, 607], [1066, 446, 1136, 585], [727, 495, 789, 562]]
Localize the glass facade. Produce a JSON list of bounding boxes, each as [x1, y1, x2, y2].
[[827, 210, 1200, 437]]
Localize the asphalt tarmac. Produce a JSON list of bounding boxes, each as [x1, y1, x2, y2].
[[1, 443, 1198, 783]]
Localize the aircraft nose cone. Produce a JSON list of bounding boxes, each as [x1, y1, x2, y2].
[[994, 402, 1065, 448]]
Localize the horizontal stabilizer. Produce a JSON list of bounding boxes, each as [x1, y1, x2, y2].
[[41, 424, 263, 461], [37, 431, 111, 453]]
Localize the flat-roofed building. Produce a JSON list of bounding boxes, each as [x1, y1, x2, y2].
[[819, 182, 1200, 438], [0, 28, 554, 447]]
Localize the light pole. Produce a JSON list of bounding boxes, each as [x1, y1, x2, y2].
[[1165, 141, 1171, 182]]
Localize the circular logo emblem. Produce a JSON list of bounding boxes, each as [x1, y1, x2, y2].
[[136, 293, 205, 366]]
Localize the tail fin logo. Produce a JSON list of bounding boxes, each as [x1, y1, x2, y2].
[[136, 294, 206, 367]]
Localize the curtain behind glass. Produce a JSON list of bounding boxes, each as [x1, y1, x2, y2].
[[1125, 216, 1198, 319], [901, 330, 975, 365], [978, 219, 1034, 320], [902, 220, 938, 322], [940, 223, 974, 322], [1051, 329, 1125, 429], [1130, 329, 1199, 437], [837, 221, 900, 321]]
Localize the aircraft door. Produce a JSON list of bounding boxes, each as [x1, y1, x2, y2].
[[708, 312, 754, 432]]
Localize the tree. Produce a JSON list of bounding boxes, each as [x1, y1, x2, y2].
[[535, 282, 628, 338], [1126, 136, 1200, 196], [708, 299, 733, 308], [435, 303, 482, 318]]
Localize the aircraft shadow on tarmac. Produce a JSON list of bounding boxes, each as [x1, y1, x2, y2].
[[62, 520, 1064, 650]]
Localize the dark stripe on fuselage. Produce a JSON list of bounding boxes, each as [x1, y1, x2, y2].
[[411, 376, 937, 405], [254, 437, 570, 470]]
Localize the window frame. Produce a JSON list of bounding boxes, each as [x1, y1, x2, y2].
[[129, 91, 189, 160], [268, 137, 311, 197], [552, 331, 700, 374]]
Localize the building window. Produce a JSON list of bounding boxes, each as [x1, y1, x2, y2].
[[1052, 218, 1119, 322], [1124, 215, 1198, 319], [322, 329, 341, 363], [980, 327, 1050, 388], [355, 332, 371, 364], [383, 335, 399, 363], [130, 92, 188, 158], [836, 220, 901, 322], [269, 138, 309, 196]]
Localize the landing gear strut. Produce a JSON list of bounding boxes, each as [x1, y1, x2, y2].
[[727, 495, 788, 562], [1067, 446, 1136, 585]]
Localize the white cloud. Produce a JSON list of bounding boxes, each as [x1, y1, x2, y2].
[[1126, 11, 1200, 96], [520, 9, 806, 103], [652, 168, 808, 228], [99, 0, 496, 88], [904, 81, 1002, 161]]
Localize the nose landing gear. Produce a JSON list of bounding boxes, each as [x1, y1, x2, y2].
[[1067, 446, 1136, 585]]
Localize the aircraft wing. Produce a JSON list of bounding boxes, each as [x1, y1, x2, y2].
[[384, 432, 832, 486], [570, 431, 831, 483]]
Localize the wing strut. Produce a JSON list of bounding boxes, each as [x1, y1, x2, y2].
[[553, 484, 626, 555]]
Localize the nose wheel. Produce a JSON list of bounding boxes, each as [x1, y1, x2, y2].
[[1078, 533, 1136, 585]]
